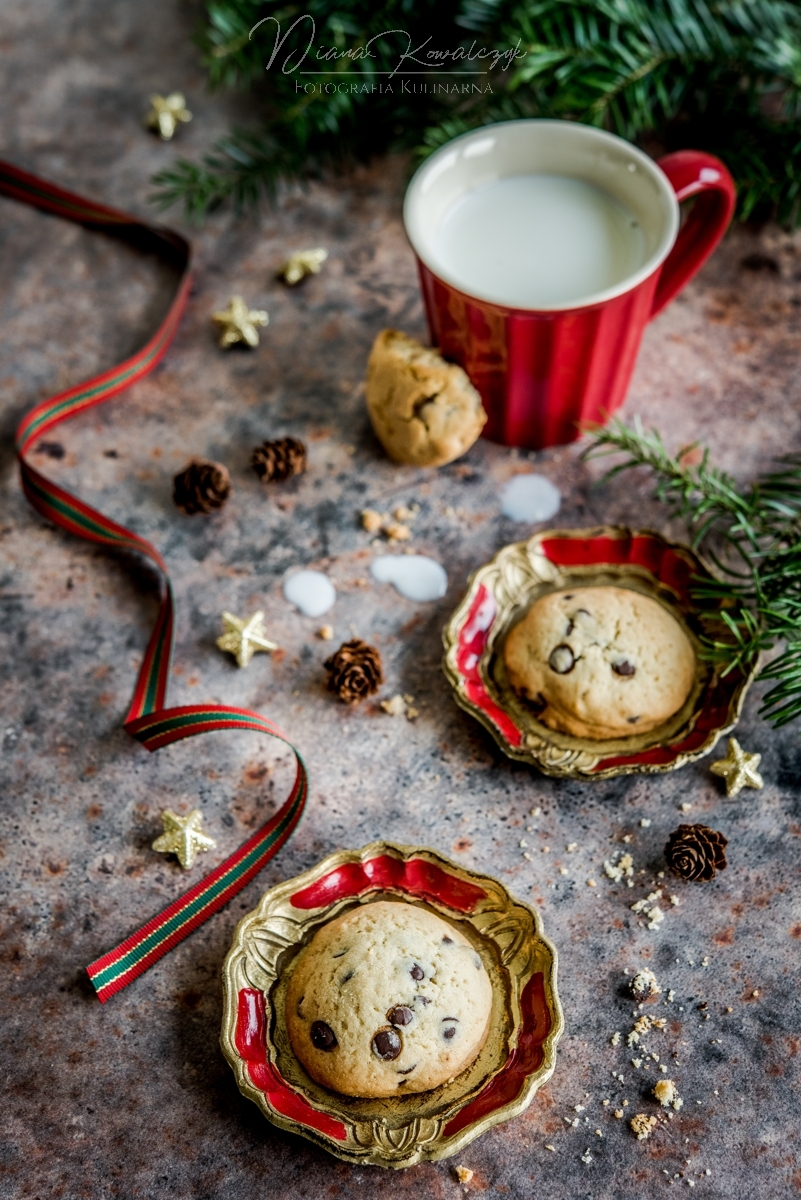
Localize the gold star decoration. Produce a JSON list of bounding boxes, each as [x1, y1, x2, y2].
[[211, 296, 268, 349], [144, 93, 192, 141], [278, 248, 328, 286], [152, 809, 216, 869], [216, 610, 278, 668], [710, 737, 764, 797]]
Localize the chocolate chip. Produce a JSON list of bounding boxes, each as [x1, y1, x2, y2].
[[331, 948, 348, 958], [415, 995, 431, 1005], [310, 1020, 337, 1051], [339, 969, 354, 985], [563, 594, 574, 600], [612, 659, 636, 677], [396, 1063, 417, 1075], [549, 644, 575, 674], [372, 1028, 402, 1060], [627, 715, 640, 724], [576, 608, 590, 617], [565, 619, 574, 635], [443, 1027, 456, 1040], [442, 935, 453, 944], [387, 1005, 414, 1027], [410, 963, 424, 980]]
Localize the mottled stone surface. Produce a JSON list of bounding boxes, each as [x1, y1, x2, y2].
[[1, 4, 800, 1199]]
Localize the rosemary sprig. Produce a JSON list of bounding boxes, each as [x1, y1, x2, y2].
[[585, 417, 801, 729]]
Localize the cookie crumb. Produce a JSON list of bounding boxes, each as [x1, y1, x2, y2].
[[614, 1109, 624, 1119], [611, 1032, 621, 1046], [393, 504, 415, 522], [586, 879, 597, 887], [640, 818, 652, 827], [580, 1151, 593, 1164], [559, 867, 569, 875], [630, 1113, 658, 1140], [631, 969, 662, 998], [604, 852, 634, 882], [454, 1165, 473, 1184], [566, 842, 578, 852], [680, 802, 693, 813], [647, 906, 665, 930], [361, 508, 384, 533], [380, 694, 406, 717], [654, 1079, 679, 1107], [530, 806, 542, 817], [545, 1144, 556, 1152], [318, 624, 334, 640], [384, 521, 411, 542]]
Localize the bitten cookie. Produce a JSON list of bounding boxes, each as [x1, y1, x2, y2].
[[366, 329, 487, 468], [285, 900, 493, 1098], [504, 586, 696, 740]]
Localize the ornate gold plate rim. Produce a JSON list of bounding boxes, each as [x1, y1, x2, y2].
[[220, 841, 563, 1168], [442, 525, 756, 779]]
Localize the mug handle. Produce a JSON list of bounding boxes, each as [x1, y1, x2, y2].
[[650, 150, 737, 319]]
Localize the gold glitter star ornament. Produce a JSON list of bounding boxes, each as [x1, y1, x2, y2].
[[710, 737, 764, 797], [152, 809, 216, 869], [216, 610, 278, 668], [144, 93, 192, 141], [212, 296, 268, 348], [278, 248, 328, 286]]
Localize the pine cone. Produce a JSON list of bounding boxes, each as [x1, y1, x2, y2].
[[251, 437, 307, 483], [173, 459, 231, 515], [664, 824, 728, 882], [324, 639, 383, 704]]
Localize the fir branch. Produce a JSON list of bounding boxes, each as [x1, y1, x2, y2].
[[584, 417, 801, 730], [155, 0, 801, 225]]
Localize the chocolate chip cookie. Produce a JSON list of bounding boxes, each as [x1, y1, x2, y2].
[[504, 586, 696, 740], [366, 329, 487, 468], [285, 900, 493, 1098]]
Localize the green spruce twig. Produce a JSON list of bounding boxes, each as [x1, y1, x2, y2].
[[585, 416, 801, 728], [153, 0, 801, 222]]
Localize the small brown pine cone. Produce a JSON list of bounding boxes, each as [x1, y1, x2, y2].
[[173, 459, 231, 515], [664, 823, 728, 882], [251, 436, 307, 483], [324, 638, 383, 704]]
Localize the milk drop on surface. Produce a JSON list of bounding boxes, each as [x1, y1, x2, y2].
[[501, 474, 561, 523], [283, 569, 336, 617], [370, 555, 447, 602], [433, 174, 646, 309]]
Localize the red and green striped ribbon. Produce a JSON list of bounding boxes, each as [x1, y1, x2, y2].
[[2, 159, 307, 1003]]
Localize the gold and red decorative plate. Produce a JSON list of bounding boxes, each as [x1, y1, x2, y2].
[[220, 842, 562, 1168], [442, 526, 755, 779]]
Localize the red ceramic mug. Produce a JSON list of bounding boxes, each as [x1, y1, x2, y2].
[[403, 120, 736, 450]]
